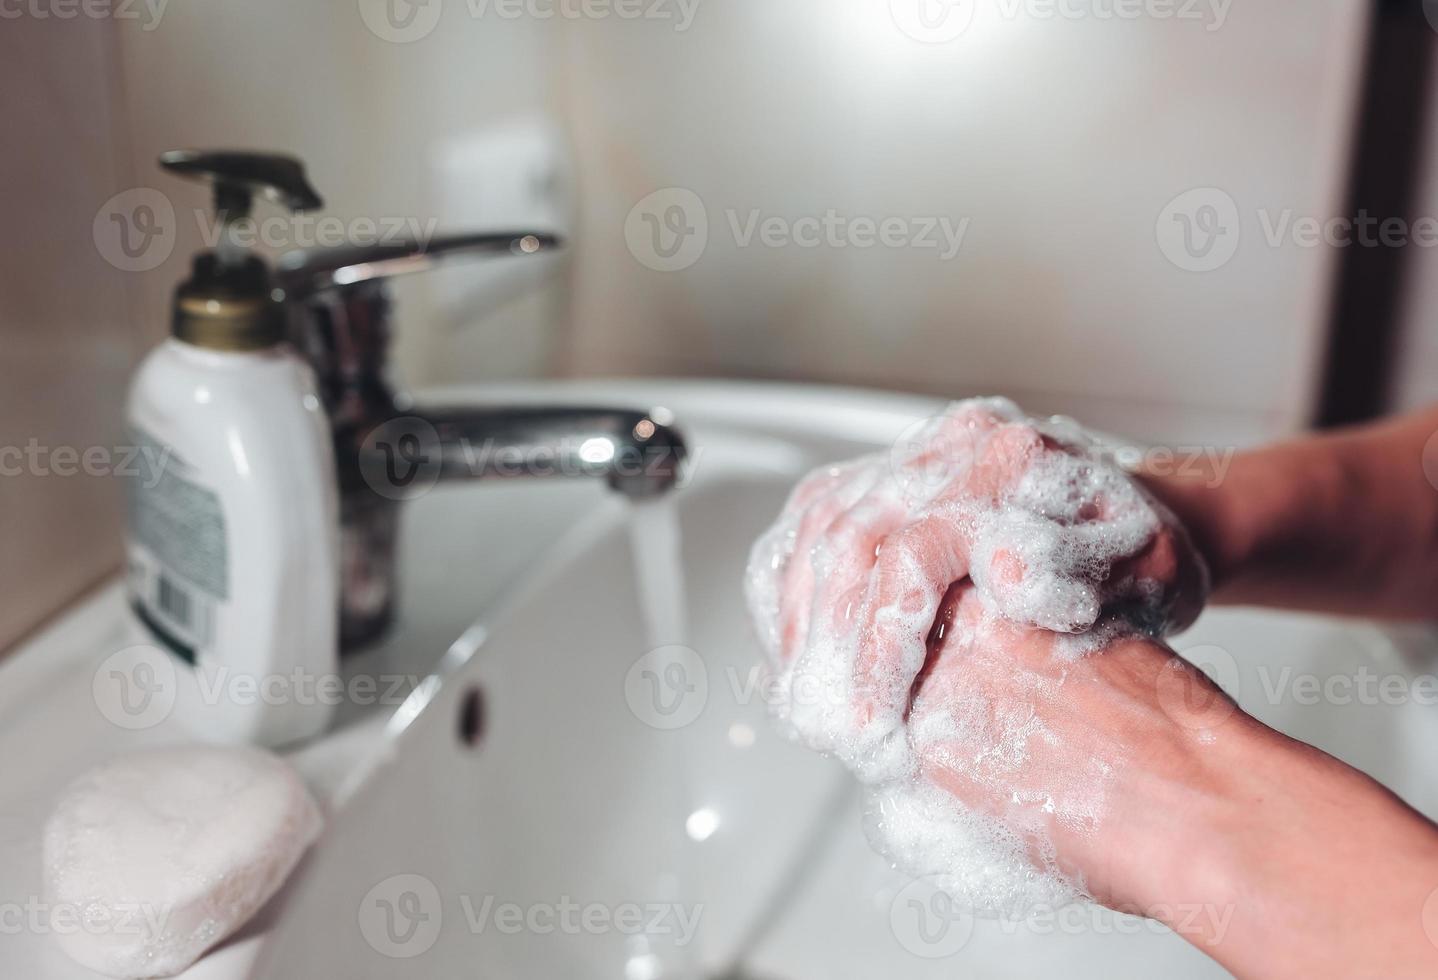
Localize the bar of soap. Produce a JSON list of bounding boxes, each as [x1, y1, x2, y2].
[[43, 746, 322, 979]]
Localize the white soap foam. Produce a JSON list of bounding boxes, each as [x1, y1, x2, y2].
[[43, 746, 321, 979], [864, 781, 1079, 916], [744, 397, 1207, 914]]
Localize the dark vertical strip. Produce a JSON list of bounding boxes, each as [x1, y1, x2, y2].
[[1316, 0, 1434, 427]]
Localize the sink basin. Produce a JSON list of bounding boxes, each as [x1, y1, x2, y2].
[[4, 380, 1436, 979], [251, 381, 1438, 979]]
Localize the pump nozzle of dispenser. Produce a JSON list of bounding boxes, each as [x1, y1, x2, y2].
[[158, 150, 324, 349]]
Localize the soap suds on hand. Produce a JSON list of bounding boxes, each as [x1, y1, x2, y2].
[[43, 745, 322, 979], [744, 397, 1206, 915]]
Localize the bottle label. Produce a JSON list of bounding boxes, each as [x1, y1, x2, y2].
[[125, 427, 229, 664]]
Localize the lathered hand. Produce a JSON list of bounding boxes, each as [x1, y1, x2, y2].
[[745, 398, 1207, 778]]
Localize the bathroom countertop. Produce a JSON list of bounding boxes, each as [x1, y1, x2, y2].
[[0, 582, 286, 978], [0, 456, 614, 978]]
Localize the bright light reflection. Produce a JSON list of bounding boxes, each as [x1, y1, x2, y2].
[[625, 953, 662, 980], [685, 807, 720, 842], [579, 436, 615, 464], [227, 428, 251, 478]]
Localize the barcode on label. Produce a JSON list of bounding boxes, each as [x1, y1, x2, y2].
[[155, 573, 212, 647], [157, 574, 191, 625]]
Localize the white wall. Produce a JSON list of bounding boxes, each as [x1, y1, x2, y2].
[[556, 0, 1369, 446]]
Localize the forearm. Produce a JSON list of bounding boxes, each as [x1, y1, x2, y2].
[[1143, 716, 1438, 978], [1019, 636, 1438, 977], [1144, 406, 1438, 620]]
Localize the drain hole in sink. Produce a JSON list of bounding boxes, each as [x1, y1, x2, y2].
[[458, 685, 486, 748]]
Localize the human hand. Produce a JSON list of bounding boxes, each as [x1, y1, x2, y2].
[[902, 580, 1234, 910], [745, 398, 1209, 778], [906, 581, 1438, 979]]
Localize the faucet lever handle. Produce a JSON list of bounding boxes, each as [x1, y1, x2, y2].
[[275, 232, 562, 299]]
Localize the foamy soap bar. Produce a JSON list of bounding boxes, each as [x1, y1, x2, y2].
[[43, 746, 322, 978]]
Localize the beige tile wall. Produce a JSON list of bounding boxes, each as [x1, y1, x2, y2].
[[1, 1, 566, 652], [110, 0, 565, 388], [0, 1, 1384, 651], [0, 16, 146, 651], [555, 0, 1369, 448]]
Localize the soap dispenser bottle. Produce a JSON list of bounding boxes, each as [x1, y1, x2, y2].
[[124, 150, 338, 747]]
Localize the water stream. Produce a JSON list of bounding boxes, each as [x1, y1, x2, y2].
[[627, 496, 705, 979]]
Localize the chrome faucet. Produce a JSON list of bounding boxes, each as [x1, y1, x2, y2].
[[274, 233, 687, 649]]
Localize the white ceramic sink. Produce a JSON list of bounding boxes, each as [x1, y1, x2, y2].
[[5, 380, 1438, 979]]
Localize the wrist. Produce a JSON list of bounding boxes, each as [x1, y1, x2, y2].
[[1100, 706, 1270, 922], [1134, 720, 1438, 977], [1139, 458, 1261, 597]]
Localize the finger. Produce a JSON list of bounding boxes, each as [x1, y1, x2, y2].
[[974, 523, 1104, 633], [745, 460, 870, 663], [963, 421, 1050, 502], [844, 424, 1047, 752], [910, 577, 972, 695], [850, 508, 974, 751], [896, 400, 1016, 476], [1103, 522, 1209, 633], [776, 463, 882, 664], [808, 488, 910, 650], [782, 487, 911, 751]]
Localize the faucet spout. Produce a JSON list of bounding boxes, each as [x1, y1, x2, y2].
[[362, 402, 693, 497], [403, 405, 688, 498], [273, 225, 690, 650]]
